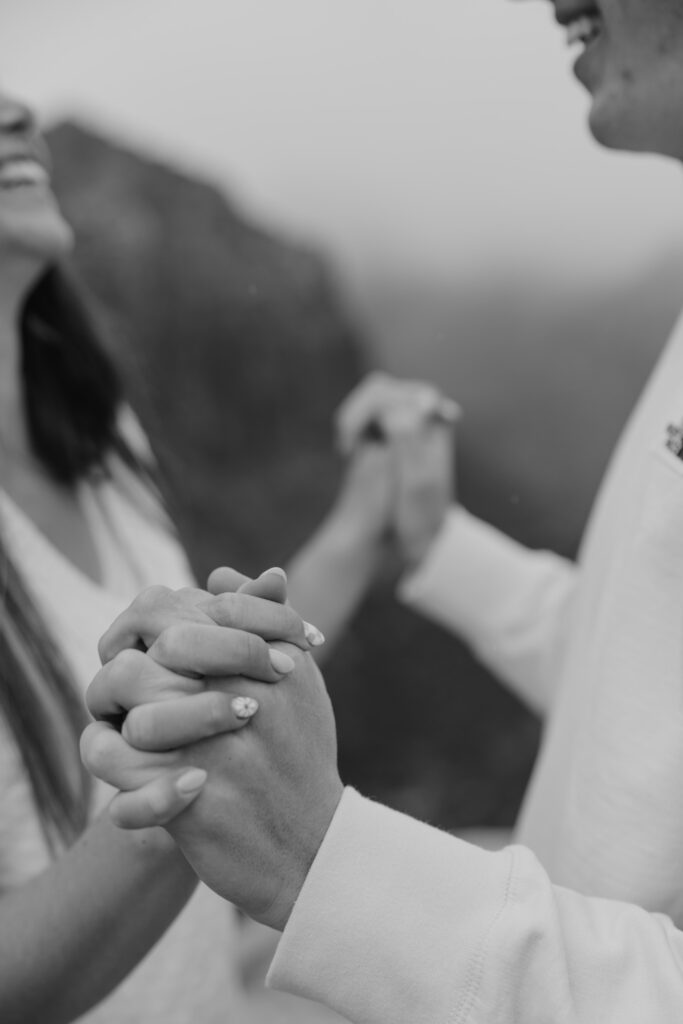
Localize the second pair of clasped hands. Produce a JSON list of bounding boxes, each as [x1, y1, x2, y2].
[[82, 373, 459, 932]]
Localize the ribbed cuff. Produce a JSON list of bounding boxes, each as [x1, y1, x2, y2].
[[268, 788, 515, 1024]]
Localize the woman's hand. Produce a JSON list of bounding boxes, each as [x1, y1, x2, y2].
[[81, 648, 262, 827]]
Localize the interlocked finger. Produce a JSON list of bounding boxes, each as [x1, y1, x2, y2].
[[80, 721, 180, 792], [109, 769, 207, 829], [122, 690, 260, 751], [98, 585, 216, 665], [148, 622, 297, 682], [195, 591, 314, 651], [87, 649, 205, 722]]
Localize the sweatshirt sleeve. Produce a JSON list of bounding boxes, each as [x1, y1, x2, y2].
[[268, 789, 683, 1024], [397, 506, 578, 716]]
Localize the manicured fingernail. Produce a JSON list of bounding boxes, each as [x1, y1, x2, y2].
[[176, 768, 208, 794], [261, 566, 287, 581], [303, 621, 326, 647], [232, 696, 259, 720], [269, 648, 296, 674]]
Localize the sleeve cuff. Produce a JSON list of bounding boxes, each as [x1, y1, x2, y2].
[[267, 788, 515, 1024], [398, 505, 540, 638]]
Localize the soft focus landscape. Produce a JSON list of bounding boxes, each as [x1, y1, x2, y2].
[[48, 122, 683, 830]]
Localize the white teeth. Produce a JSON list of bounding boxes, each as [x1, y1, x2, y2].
[[566, 14, 602, 47], [0, 158, 48, 189]]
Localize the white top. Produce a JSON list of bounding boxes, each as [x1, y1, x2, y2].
[[261, 309, 683, 1021], [0, 466, 343, 1024], [398, 307, 683, 923], [0, 472, 248, 1023]]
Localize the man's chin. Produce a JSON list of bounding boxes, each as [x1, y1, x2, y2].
[[587, 98, 642, 153], [587, 95, 681, 159]]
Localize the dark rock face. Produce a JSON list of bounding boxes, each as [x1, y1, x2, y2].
[[47, 120, 539, 831]]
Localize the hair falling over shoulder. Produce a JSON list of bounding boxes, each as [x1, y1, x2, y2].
[[0, 264, 145, 850], [0, 538, 92, 851], [19, 264, 122, 485]]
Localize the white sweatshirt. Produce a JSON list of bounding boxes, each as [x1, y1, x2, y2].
[[399, 309, 683, 920], [268, 312, 683, 1020], [269, 789, 683, 1024]]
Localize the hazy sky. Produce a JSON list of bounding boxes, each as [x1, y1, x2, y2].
[[2, 0, 683, 295]]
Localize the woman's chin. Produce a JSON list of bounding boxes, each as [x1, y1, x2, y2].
[[3, 217, 74, 266]]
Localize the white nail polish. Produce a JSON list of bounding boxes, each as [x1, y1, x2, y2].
[[303, 621, 326, 647], [269, 648, 296, 674], [176, 768, 208, 794], [232, 696, 259, 720], [261, 566, 288, 581]]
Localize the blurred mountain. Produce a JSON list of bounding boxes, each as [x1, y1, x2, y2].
[[46, 120, 683, 830]]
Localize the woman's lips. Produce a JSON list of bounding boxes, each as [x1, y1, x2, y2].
[[0, 157, 49, 190]]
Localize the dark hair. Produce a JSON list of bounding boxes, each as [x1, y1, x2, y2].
[[0, 544, 91, 850], [1, 264, 135, 850], [20, 264, 122, 485]]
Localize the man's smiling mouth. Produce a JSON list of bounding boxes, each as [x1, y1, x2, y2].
[[566, 13, 603, 48], [555, 3, 604, 50]]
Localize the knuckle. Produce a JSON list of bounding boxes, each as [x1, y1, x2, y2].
[[136, 585, 172, 615], [146, 584, 173, 606], [174, 586, 205, 609], [214, 592, 242, 627], [144, 795, 172, 826], [243, 630, 266, 667], [150, 623, 185, 663]]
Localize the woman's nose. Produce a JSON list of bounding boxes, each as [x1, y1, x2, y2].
[[0, 95, 35, 136]]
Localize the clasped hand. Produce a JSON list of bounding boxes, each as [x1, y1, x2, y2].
[[81, 568, 343, 931], [333, 372, 459, 567]]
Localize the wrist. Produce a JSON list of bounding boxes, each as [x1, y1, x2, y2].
[[399, 510, 449, 572], [315, 505, 388, 563], [269, 778, 345, 932]]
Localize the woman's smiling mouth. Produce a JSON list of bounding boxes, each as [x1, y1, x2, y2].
[[0, 156, 49, 191]]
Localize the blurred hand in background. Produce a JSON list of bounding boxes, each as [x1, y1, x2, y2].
[[285, 373, 458, 651], [336, 372, 459, 569]]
